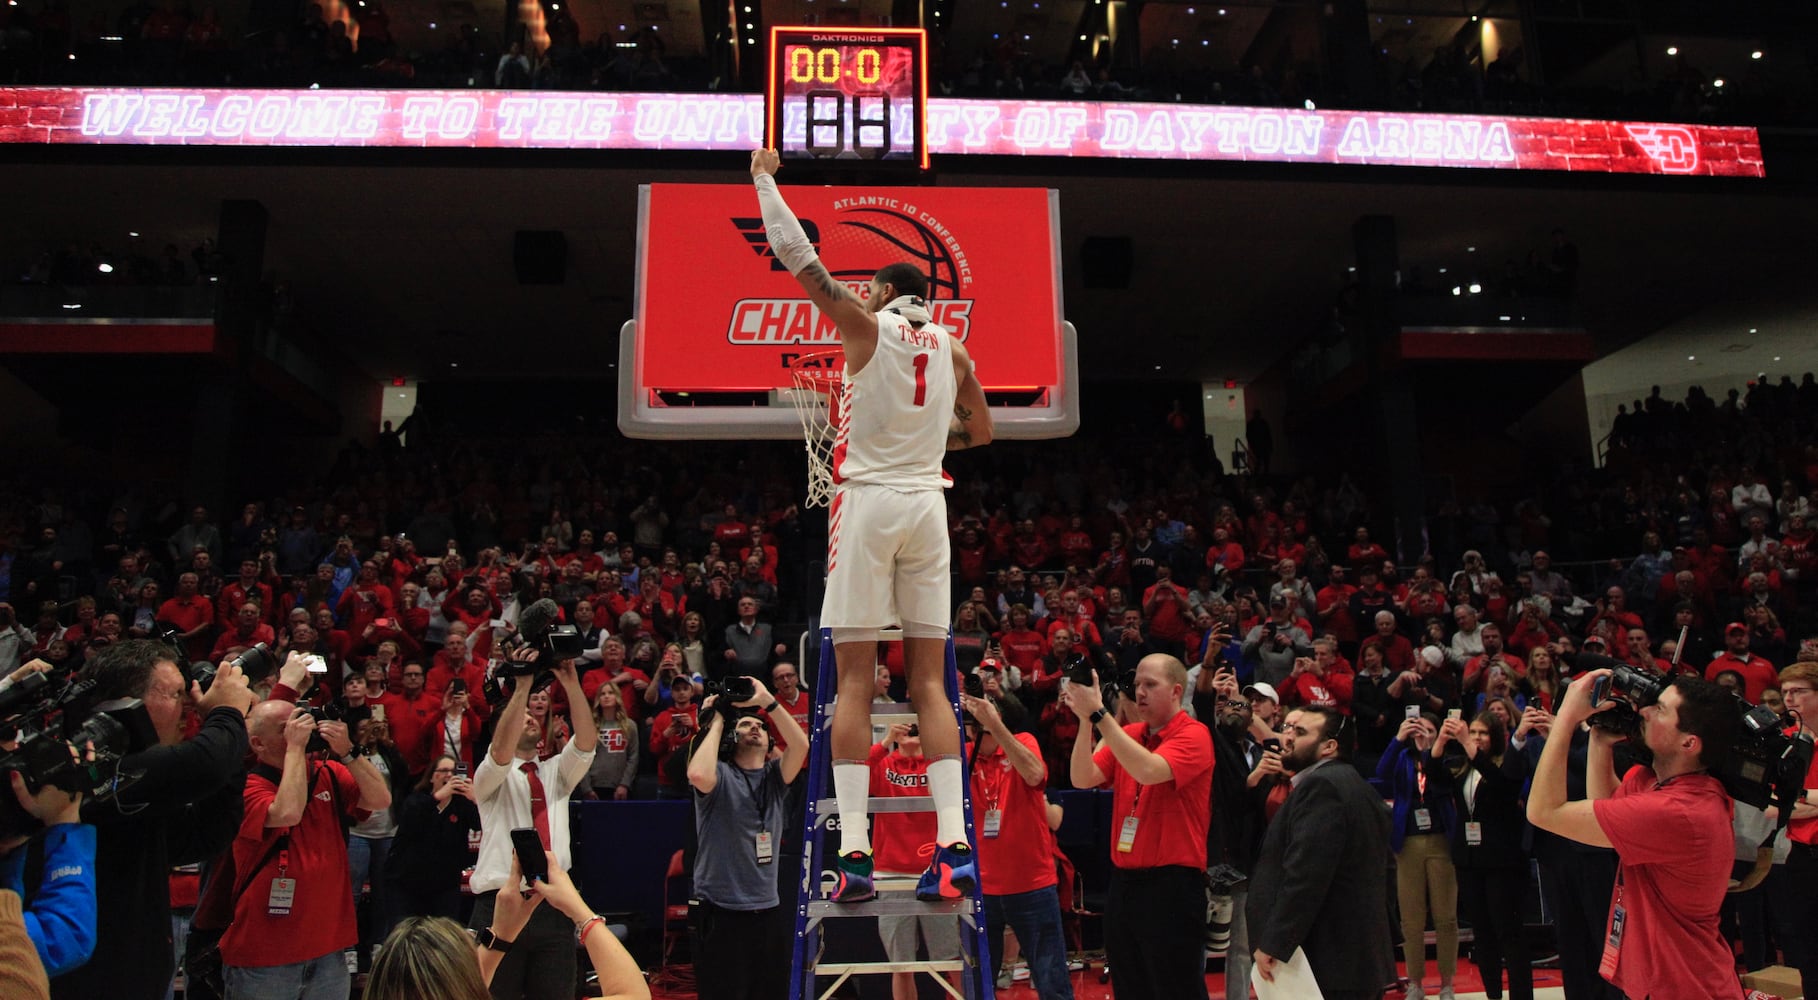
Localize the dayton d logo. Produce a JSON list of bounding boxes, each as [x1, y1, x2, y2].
[[1624, 125, 1699, 173]]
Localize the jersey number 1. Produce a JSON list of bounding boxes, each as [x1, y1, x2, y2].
[[911, 352, 929, 407]]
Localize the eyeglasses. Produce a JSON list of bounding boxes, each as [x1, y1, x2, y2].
[[147, 687, 186, 703], [432, 767, 457, 775], [1781, 686, 1815, 698]]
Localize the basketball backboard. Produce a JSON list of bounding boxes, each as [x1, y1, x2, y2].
[[618, 182, 1077, 440]]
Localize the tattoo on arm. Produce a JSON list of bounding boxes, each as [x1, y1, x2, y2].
[[949, 402, 975, 447], [800, 261, 860, 306]]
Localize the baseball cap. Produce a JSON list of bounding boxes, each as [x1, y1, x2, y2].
[[1242, 682, 1279, 704], [1726, 622, 1748, 635], [979, 658, 1002, 673]]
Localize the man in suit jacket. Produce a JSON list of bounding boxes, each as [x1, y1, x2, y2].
[[1248, 705, 1395, 1000]]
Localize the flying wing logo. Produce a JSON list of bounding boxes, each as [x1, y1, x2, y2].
[[731, 217, 823, 272], [1624, 125, 1699, 173], [727, 205, 976, 345]]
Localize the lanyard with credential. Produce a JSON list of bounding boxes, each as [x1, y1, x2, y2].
[[737, 765, 776, 864]]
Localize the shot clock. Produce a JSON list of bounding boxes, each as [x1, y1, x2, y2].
[[764, 26, 928, 169]]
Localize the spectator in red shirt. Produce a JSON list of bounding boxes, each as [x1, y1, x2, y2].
[[217, 559, 275, 629], [209, 601, 276, 663], [375, 662, 440, 776], [1277, 637, 1354, 712], [1347, 527, 1389, 570], [582, 637, 650, 722], [1141, 568, 1192, 659], [1205, 526, 1245, 584], [996, 604, 1048, 679], [648, 676, 701, 799], [1462, 623, 1526, 696], [1359, 610, 1415, 676], [1057, 516, 1096, 568], [156, 572, 214, 662], [336, 562, 397, 639], [1314, 565, 1358, 648], [1704, 623, 1780, 702], [420, 681, 486, 772]]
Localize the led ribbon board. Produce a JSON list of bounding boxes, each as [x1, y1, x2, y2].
[[0, 87, 1764, 176]]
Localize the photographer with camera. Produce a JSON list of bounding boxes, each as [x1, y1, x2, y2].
[[218, 699, 391, 998], [1526, 668, 1743, 999], [50, 639, 254, 1000], [468, 646, 596, 1000], [685, 675, 808, 1000]]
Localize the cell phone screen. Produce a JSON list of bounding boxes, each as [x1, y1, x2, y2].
[[510, 827, 549, 885], [305, 654, 327, 673]]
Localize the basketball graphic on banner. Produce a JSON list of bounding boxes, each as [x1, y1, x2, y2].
[[823, 208, 964, 302]]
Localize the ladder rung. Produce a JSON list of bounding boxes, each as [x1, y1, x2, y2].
[[813, 960, 966, 976], [812, 797, 936, 815], [805, 895, 975, 918], [865, 712, 920, 727]]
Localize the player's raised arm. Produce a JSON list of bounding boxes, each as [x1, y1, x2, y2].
[[947, 338, 993, 450], [750, 150, 877, 351]]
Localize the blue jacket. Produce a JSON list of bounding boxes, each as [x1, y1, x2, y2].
[[1375, 738, 1457, 853], [2, 823, 98, 977]]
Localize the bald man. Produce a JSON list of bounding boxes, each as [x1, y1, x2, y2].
[[219, 700, 390, 998]]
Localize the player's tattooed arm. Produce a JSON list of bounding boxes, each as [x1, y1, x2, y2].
[[797, 260, 863, 308], [948, 402, 977, 450]]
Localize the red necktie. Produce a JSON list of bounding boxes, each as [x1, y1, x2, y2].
[[521, 761, 551, 850]]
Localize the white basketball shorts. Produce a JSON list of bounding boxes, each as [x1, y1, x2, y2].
[[821, 484, 951, 630]]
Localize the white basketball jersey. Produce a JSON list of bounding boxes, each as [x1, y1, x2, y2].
[[832, 304, 956, 491]]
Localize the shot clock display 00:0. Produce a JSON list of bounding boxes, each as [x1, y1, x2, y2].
[[764, 26, 928, 169]]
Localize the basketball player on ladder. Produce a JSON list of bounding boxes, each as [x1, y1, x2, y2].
[[750, 149, 993, 903]]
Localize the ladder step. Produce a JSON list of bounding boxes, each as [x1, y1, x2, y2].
[[805, 895, 975, 918], [812, 797, 936, 815], [812, 960, 966, 976]]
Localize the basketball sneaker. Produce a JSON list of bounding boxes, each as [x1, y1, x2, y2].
[[915, 842, 978, 901], [831, 851, 877, 904]]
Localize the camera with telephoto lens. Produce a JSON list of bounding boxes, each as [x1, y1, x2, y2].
[[0, 667, 158, 842], [188, 639, 280, 693], [1587, 661, 1814, 812]]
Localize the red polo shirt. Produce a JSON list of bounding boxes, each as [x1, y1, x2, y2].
[[1090, 709, 1214, 870], [972, 733, 1056, 895], [220, 761, 365, 967], [1788, 729, 1818, 847]]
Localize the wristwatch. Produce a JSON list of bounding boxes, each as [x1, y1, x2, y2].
[[1089, 708, 1110, 727], [475, 927, 514, 953], [340, 744, 369, 764], [763, 699, 779, 713]]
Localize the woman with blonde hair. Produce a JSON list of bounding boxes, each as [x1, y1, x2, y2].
[[585, 681, 640, 800], [367, 855, 650, 1000]]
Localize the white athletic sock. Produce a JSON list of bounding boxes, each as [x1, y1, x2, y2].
[[927, 757, 969, 848], [833, 763, 871, 855]]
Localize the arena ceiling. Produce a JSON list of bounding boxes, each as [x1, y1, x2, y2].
[[2, 151, 1816, 387]]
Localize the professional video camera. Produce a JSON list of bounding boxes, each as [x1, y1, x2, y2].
[[485, 599, 583, 701], [693, 676, 759, 757], [0, 667, 158, 842], [1588, 659, 1815, 813]]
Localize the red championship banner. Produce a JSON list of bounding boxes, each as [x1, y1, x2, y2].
[[634, 183, 1061, 393], [0, 86, 1764, 177]]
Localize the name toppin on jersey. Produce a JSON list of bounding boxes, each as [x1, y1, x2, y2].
[[831, 301, 957, 492]]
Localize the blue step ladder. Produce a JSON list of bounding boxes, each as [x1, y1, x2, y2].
[[787, 628, 998, 1000]]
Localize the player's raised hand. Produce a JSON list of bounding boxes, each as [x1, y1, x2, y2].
[[751, 149, 782, 178]]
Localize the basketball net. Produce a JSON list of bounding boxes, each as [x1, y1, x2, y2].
[[787, 351, 844, 508]]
